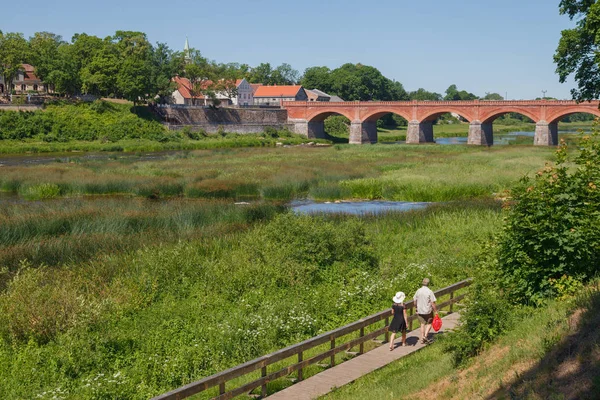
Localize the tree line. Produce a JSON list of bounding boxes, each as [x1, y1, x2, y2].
[[0, 29, 541, 107]]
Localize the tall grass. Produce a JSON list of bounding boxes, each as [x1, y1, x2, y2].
[[0, 198, 281, 276], [0, 203, 502, 399]]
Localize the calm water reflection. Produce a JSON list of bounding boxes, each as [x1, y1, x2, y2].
[[291, 200, 429, 215]]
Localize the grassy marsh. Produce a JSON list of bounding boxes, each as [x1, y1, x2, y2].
[[0, 143, 562, 399]]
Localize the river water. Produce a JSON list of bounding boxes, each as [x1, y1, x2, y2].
[[291, 200, 430, 215], [0, 129, 587, 168]]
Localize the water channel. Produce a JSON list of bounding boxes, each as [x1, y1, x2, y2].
[[0, 129, 588, 168], [291, 200, 430, 215]]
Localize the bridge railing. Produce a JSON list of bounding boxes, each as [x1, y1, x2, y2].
[[151, 279, 473, 400]]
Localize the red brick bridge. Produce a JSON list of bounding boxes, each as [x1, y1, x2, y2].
[[283, 100, 600, 145]]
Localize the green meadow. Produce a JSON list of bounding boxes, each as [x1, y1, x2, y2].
[[0, 143, 560, 399]]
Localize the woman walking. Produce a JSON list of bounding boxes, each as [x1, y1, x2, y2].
[[389, 291, 408, 350]]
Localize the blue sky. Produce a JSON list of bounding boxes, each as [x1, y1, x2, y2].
[[3, 0, 578, 99]]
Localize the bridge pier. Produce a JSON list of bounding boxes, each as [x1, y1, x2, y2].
[[406, 120, 434, 144], [534, 121, 558, 146], [468, 121, 493, 146], [291, 119, 327, 139], [350, 120, 377, 144]]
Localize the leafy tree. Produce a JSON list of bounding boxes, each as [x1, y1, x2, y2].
[[112, 31, 153, 105], [444, 84, 478, 101], [0, 32, 29, 97], [80, 38, 120, 96], [184, 49, 218, 105], [483, 92, 504, 100], [151, 43, 185, 104], [213, 63, 241, 101], [498, 133, 600, 304], [301, 66, 332, 92], [329, 63, 408, 101], [271, 63, 299, 85], [554, 0, 600, 100], [409, 88, 443, 101], [248, 62, 272, 84], [28, 32, 64, 92], [57, 33, 105, 95]]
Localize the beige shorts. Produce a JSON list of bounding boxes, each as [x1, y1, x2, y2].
[[418, 313, 433, 325]]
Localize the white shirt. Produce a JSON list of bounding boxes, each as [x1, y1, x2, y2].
[[413, 286, 436, 314]]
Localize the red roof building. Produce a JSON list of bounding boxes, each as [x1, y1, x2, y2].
[[253, 85, 307, 106]]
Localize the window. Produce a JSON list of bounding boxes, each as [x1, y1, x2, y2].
[[33, 84, 38, 91], [21, 84, 26, 91]]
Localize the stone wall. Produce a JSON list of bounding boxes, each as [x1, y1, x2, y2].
[[155, 106, 288, 126]]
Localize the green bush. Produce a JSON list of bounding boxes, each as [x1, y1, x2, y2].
[[498, 133, 600, 304], [324, 115, 350, 136], [443, 283, 513, 366], [0, 102, 167, 142]]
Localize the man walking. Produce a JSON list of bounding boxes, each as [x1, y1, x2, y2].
[[413, 278, 438, 344]]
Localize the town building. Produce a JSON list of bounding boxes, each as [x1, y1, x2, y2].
[[0, 64, 46, 94], [171, 76, 206, 105], [253, 85, 308, 106], [305, 88, 344, 102], [231, 78, 255, 106], [305, 89, 330, 102]]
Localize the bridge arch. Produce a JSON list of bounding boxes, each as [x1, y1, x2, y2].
[[418, 109, 473, 123], [546, 107, 600, 124], [362, 109, 412, 123], [307, 109, 354, 122], [480, 108, 539, 124]]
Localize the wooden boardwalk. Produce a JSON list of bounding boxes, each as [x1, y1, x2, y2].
[[266, 313, 461, 400]]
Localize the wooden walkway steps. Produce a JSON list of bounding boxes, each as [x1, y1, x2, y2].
[[266, 313, 461, 400], [151, 280, 471, 400]]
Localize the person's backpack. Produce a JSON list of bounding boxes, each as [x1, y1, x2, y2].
[[432, 314, 442, 332]]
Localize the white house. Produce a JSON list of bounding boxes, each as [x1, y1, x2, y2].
[[231, 78, 254, 106]]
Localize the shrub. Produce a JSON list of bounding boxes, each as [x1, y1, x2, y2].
[[443, 283, 513, 366], [498, 134, 600, 304], [324, 115, 350, 136]]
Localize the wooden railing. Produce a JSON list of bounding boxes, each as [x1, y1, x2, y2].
[[152, 279, 473, 400]]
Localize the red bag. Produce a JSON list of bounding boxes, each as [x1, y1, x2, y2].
[[432, 314, 442, 332]]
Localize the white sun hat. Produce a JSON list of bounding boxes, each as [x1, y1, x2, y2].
[[392, 291, 406, 303]]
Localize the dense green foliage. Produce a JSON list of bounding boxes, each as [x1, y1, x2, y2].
[[0, 101, 166, 142], [555, 0, 600, 100], [301, 64, 408, 101], [442, 281, 513, 366], [498, 134, 600, 304]]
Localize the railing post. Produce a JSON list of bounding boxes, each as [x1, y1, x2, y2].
[[450, 291, 454, 313], [297, 351, 303, 382], [409, 307, 414, 331], [384, 317, 389, 343], [359, 327, 365, 355], [330, 337, 336, 367], [261, 366, 267, 397], [219, 382, 225, 395]]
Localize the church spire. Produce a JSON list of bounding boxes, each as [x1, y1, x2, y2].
[[184, 36, 191, 63]]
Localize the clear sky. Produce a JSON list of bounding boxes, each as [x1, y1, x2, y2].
[[2, 0, 579, 99]]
